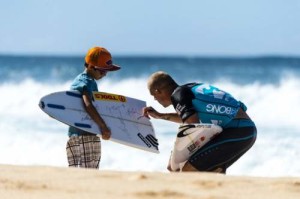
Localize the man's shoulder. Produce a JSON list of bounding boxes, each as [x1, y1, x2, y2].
[[172, 83, 198, 103], [174, 83, 198, 94]]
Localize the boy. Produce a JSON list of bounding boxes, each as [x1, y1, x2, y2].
[[66, 46, 120, 169]]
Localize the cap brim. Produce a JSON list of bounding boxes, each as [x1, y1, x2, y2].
[[95, 64, 121, 71]]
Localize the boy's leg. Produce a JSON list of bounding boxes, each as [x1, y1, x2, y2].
[[66, 136, 80, 167], [79, 135, 101, 169]]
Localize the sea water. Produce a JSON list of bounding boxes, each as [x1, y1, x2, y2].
[[0, 55, 300, 177]]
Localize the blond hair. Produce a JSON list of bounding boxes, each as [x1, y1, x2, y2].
[[147, 71, 178, 92]]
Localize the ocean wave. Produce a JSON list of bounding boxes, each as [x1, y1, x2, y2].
[[0, 77, 299, 176]]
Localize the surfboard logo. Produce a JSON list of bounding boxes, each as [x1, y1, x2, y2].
[[93, 92, 127, 102], [137, 133, 159, 150], [118, 95, 126, 102]]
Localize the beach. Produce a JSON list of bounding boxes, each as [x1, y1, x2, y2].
[[0, 165, 299, 199], [1, 56, 300, 198]]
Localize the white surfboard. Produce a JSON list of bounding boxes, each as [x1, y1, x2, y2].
[[39, 91, 159, 153], [170, 123, 222, 171]]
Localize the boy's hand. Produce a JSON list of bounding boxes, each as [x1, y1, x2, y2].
[[100, 125, 111, 140]]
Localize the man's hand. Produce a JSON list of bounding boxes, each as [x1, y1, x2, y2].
[[142, 106, 162, 119]]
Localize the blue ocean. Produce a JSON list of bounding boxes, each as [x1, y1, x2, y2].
[[1, 55, 300, 177]]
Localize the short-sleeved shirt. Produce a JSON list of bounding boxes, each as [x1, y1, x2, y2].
[[171, 83, 247, 128], [68, 72, 98, 136]]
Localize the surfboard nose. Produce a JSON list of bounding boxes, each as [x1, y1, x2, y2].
[[39, 100, 45, 109]]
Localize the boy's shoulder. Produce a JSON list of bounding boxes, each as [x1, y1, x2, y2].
[[72, 72, 93, 83]]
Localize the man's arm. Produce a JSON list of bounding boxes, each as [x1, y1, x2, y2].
[[183, 113, 200, 124], [143, 106, 182, 123]]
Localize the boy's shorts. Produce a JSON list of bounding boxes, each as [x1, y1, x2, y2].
[[66, 135, 101, 168]]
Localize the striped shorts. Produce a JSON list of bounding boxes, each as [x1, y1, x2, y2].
[[66, 135, 101, 169]]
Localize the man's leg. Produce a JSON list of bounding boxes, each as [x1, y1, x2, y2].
[[182, 162, 225, 173], [182, 126, 256, 173]]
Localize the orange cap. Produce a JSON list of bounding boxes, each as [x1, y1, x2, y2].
[[85, 47, 120, 71]]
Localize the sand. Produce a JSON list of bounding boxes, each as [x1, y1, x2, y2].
[[0, 165, 299, 199]]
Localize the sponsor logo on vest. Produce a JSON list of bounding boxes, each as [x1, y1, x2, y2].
[[94, 92, 127, 102], [206, 104, 237, 115], [175, 104, 186, 114]]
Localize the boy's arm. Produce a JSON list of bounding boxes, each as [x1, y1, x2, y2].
[[82, 89, 111, 140]]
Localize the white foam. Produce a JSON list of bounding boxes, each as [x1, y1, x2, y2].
[[0, 77, 299, 176]]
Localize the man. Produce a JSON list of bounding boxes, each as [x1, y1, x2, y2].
[[143, 71, 256, 173]]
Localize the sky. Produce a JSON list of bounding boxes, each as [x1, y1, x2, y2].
[[1, 0, 300, 56]]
